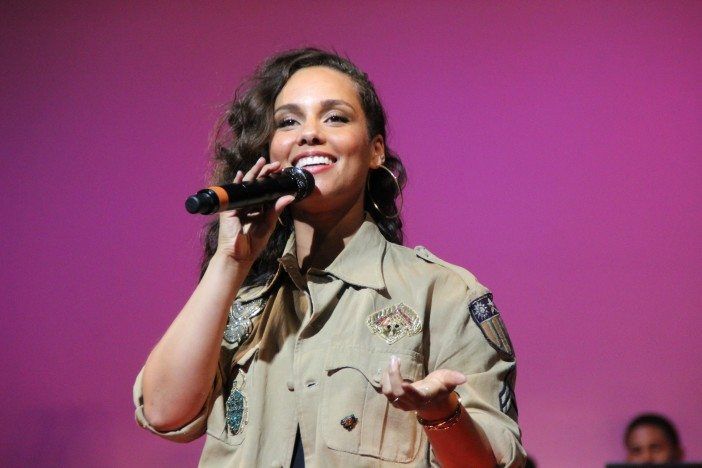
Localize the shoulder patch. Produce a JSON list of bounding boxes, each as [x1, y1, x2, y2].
[[469, 293, 515, 360]]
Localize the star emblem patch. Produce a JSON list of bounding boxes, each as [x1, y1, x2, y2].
[[366, 303, 422, 345], [468, 293, 514, 360]]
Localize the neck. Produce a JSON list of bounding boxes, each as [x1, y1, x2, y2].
[[291, 202, 366, 273]]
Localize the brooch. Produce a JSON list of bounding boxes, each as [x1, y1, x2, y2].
[[340, 414, 358, 431], [224, 297, 265, 345], [225, 375, 248, 435]]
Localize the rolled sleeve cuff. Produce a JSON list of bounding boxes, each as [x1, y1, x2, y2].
[[132, 367, 208, 443], [469, 412, 526, 468]]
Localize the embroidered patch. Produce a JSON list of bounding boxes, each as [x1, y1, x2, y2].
[[468, 294, 514, 360], [366, 303, 422, 345], [340, 414, 358, 431], [225, 375, 248, 435], [224, 297, 265, 345]]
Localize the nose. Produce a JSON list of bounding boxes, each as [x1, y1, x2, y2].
[[640, 449, 654, 463], [297, 120, 324, 146]]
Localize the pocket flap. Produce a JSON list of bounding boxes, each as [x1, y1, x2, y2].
[[324, 347, 423, 388]]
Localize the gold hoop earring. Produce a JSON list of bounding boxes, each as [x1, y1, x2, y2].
[[366, 164, 402, 220]]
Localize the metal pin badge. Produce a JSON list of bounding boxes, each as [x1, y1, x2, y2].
[[340, 414, 358, 431]]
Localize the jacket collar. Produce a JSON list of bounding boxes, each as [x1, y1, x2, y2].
[[278, 214, 387, 290]]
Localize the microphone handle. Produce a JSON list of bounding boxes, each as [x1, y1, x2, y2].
[[185, 167, 314, 215]]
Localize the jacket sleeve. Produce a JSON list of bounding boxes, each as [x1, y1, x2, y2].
[[425, 264, 526, 467], [132, 365, 223, 443]]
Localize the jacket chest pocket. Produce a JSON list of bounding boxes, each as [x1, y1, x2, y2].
[[321, 349, 425, 463], [205, 345, 258, 447]]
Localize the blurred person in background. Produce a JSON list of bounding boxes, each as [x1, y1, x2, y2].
[[625, 413, 683, 464]]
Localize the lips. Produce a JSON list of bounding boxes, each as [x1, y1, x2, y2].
[[295, 155, 334, 168], [291, 152, 337, 169]]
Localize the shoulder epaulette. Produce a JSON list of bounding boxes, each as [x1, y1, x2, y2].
[[414, 245, 479, 289]]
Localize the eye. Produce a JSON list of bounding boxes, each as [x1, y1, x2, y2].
[[276, 117, 298, 128], [326, 113, 349, 124]]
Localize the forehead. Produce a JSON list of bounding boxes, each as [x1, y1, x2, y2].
[[628, 425, 670, 445], [274, 66, 361, 108]]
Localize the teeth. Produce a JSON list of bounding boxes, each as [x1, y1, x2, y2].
[[295, 156, 334, 168]]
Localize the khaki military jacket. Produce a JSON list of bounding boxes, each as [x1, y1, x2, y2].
[[134, 217, 525, 467]]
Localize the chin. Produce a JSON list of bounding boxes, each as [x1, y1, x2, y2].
[[292, 189, 364, 218]]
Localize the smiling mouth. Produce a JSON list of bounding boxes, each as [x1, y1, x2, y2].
[[294, 155, 336, 169]]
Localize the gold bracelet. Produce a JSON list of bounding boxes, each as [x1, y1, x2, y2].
[[416, 391, 463, 431]]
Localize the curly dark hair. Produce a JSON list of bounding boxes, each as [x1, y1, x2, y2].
[[200, 48, 407, 286]]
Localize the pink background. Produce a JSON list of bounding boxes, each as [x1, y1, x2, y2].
[[2, 1, 700, 466]]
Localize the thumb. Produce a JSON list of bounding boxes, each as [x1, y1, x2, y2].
[[444, 371, 467, 388], [430, 369, 467, 392], [414, 370, 467, 397], [274, 195, 296, 216]]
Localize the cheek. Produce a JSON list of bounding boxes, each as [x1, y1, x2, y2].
[[268, 133, 295, 163], [330, 131, 372, 162]]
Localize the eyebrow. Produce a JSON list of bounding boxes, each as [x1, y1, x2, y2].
[[274, 99, 355, 114]]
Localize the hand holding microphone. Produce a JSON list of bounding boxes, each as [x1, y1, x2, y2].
[[190, 159, 314, 264]]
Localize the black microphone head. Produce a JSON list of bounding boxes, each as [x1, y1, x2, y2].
[[185, 191, 217, 214], [185, 195, 202, 214], [283, 166, 315, 201]]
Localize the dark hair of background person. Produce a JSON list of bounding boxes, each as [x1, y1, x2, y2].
[[199, 48, 407, 285], [624, 413, 682, 454]]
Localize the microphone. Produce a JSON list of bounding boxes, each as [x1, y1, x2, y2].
[[185, 166, 315, 215]]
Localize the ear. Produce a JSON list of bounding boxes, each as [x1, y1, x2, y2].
[[369, 135, 385, 169]]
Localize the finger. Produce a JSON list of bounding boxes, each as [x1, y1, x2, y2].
[[219, 171, 245, 217], [415, 370, 468, 407], [386, 367, 421, 411], [229, 172, 244, 215], [273, 195, 296, 216], [257, 161, 281, 179], [387, 355, 404, 398], [428, 369, 467, 391], [237, 209, 265, 222], [237, 205, 269, 225], [380, 369, 392, 396], [258, 190, 296, 229], [243, 157, 267, 182], [444, 370, 467, 387]]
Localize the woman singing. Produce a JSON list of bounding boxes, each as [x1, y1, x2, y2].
[[134, 48, 525, 467]]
